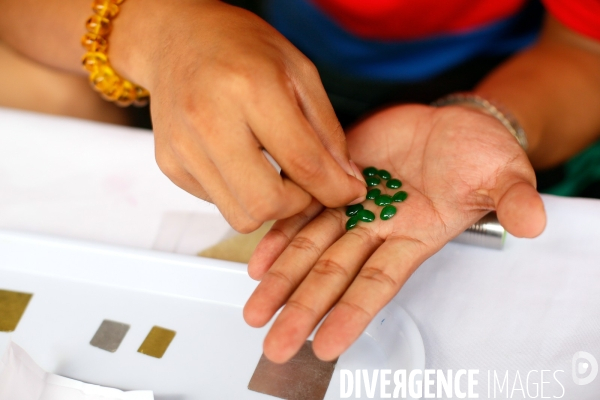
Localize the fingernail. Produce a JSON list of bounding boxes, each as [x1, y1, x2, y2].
[[349, 160, 366, 185]]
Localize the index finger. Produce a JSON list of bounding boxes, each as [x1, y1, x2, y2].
[[244, 80, 366, 208], [311, 236, 437, 361], [261, 226, 383, 363]]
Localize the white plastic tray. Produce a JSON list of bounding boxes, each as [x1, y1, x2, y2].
[[0, 230, 425, 399]]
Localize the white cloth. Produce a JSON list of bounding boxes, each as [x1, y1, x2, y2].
[[0, 107, 232, 253], [1, 107, 599, 399], [0, 341, 153, 400], [395, 194, 600, 399]]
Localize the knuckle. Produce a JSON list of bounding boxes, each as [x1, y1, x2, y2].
[[311, 258, 349, 280], [228, 214, 262, 234], [178, 90, 212, 127], [287, 153, 324, 183], [181, 93, 202, 120], [358, 266, 399, 288], [285, 299, 318, 319], [239, 181, 292, 222], [287, 236, 320, 257], [321, 207, 346, 228], [297, 56, 320, 80], [155, 151, 182, 181], [247, 206, 278, 223], [243, 194, 282, 222], [337, 300, 372, 320], [265, 268, 295, 288], [218, 65, 257, 97], [168, 135, 194, 161], [347, 227, 377, 246], [267, 227, 293, 246]]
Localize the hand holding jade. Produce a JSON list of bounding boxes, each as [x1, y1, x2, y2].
[[110, 0, 366, 233], [243, 104, 546, 363]]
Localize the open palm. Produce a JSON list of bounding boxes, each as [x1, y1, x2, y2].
[[243, 104, 546, 363]]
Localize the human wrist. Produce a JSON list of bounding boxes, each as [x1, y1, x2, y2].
[[108, 0, 219, 92], [107, 0, 161, 89], [432, 92, 529, 151]]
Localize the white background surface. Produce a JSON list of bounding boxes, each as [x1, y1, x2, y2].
[[1, 107, 600, 399], [0, 107, 231, 252], [0, 231, 425, 400]]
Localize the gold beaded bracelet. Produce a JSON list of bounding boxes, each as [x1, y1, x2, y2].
[[81, 0, 149, 107]]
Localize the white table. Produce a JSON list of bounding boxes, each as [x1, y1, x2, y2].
[[1, 107, 599, 399]]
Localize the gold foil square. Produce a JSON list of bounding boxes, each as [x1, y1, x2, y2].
[[137, 326, 176, 359], [248, 340, 337, 400], [0, 289, 33, 332]]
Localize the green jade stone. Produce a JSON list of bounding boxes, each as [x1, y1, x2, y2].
[[363, 166, 378, 177], [380, 205, 397, 220], [366, 176, 381, 187], [346, 216, 359, 230], [386, 179, 402, 189], [357, 209, 375, 223], [346, 203, 364, 217], [393, 191, 408, 202], [377, 169, 391, 180], [366, 188, 381, 200], [374, 194, 393, 206]]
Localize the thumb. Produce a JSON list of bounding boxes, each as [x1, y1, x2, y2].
[[493, 178, 547, 238]]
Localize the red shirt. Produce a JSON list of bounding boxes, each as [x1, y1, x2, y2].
[[311, 0, 600, 41]]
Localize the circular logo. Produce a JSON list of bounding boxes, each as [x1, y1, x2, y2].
[[572, 351, 598, 386]]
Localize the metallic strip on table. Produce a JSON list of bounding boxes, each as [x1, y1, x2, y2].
[[0, 289, 33, 332], [137, 326, 176, 359], [90, 319, 130, 353], [248, 340, 337, 400]]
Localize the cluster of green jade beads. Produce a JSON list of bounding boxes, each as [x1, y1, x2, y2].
[[345, 166, 408, 230]]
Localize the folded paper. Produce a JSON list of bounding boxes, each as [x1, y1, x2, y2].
[[0, 341, 153, 400]]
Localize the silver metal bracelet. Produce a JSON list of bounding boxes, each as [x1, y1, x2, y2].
[[432, 92, 529, 151]]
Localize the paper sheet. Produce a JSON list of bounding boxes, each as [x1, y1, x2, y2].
[[0, 341, 153, 400]]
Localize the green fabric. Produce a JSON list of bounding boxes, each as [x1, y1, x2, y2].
[[542, 140, 600, 197]]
